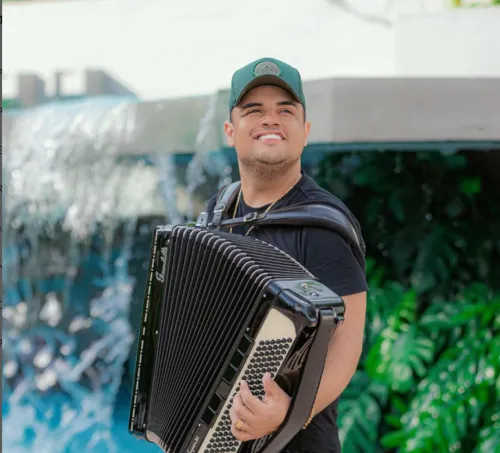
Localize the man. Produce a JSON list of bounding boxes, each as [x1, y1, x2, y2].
[[203, 57, 367, 453]]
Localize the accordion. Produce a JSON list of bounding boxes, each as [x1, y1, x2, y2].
[[129, 225, 346, 453]]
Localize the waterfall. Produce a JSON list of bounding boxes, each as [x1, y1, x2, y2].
[[2, 96, 187, 452]]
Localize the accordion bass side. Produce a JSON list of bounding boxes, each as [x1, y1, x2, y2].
[[129, 225, 346, 453]]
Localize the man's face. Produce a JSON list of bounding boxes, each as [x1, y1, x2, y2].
[[224, 85, 311, 172]]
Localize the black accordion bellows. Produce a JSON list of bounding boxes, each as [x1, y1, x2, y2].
[[129, 225, 345, 453]]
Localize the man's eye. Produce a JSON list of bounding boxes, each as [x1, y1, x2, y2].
[[248, 109, 261, 114], [281, 109, 293, 114]]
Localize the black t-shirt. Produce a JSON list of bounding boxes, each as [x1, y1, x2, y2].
[[204, 171, 368, 453]]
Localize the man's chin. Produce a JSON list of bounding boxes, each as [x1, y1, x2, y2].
[[255, 157, 287, 166], [253, 150, 288, 165]]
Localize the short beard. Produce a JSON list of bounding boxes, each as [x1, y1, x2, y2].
[[238, 156, 298, 181]]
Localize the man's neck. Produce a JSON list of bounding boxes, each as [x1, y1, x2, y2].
[[239, 165, 302, 208]]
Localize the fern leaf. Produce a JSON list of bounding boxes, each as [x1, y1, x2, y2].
[[365, 290, 435, 392], [338, 370, 388, 453], [364, 281, 405, 350], [384, 332, 497, 452], [471, 410, 500, 453]]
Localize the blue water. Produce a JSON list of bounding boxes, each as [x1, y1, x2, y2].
[[2, 95, 231, 453], [2, 392, 159, 453]]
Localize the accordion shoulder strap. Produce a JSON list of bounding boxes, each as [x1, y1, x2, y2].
[[218, 200, 366, 270], [196, 181, 241, 228], [195, 181, 366, 270]]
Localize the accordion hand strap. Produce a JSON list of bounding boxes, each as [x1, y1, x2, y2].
[[260, 307, 337, 453]]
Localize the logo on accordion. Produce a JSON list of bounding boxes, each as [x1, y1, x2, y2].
[[155, 246, 169, 283], [186, 435, 200, 453]]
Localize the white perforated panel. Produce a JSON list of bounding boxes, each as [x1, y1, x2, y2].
[[198, 308, 297, 453]]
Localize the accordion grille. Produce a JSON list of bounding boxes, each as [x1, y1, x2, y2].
[[143, 226, 313, 452]]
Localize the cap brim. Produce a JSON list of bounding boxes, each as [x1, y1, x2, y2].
[[235, 75, 301, 106]]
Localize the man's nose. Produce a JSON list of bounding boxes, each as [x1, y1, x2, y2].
[[260, 113, 281, 127]]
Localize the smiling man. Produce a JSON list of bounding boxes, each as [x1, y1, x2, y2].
[[203, 57, 367, 453]]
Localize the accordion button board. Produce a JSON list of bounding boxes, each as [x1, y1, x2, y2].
[[129, 225, 345, 453], [199, 308, 296, 453]]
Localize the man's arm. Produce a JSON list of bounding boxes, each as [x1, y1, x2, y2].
[[309, 290, 366, 414], [301, 226, 367, 416]]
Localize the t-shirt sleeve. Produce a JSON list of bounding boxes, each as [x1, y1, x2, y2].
[[301, 226, 368, 297]]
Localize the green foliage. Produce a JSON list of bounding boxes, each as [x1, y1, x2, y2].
[[316, 151, 500, 299], [365, 289, 435, 393], [338, 370, 388, 453], [385, 332, 498, 452], [323, 150, 499, 452], [337, 281, 499, 453], [452, 0, 500, 7], [472, 410, 500, 453]]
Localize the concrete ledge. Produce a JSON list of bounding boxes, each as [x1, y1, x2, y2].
[[326, 78, 500, 142], [4, 77, 500, 156]]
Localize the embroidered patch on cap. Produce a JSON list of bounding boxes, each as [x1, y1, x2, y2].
[[253, 61, 282, 77]]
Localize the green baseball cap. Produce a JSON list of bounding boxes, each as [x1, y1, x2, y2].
[[229, 57, 306, 113]]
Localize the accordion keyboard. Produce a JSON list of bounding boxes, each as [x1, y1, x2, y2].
[[199, 308, 297, 453]]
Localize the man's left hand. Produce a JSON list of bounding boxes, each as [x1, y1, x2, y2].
[[229, 372, 291, 441]]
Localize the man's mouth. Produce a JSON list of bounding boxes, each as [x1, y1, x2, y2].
[[256, 133, 284, 141]]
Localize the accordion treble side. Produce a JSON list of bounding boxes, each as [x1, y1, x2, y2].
[[129, 225, 345, 453]]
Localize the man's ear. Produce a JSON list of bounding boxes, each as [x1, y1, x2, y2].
[[224, 121, 235, 147], [304, 120, 311, 147]]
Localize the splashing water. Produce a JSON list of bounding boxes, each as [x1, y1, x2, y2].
[[185, 92, 233, 220], [2, 97, 173, 452], [2, 92, 234, 452]]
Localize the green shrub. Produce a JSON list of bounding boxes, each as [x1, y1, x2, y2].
[[316, 151, 500, 300], [316, 150, 500, 452], [338, 269, 499, 452]]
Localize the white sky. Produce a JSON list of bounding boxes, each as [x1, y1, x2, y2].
[[4, 0, 395, 100]]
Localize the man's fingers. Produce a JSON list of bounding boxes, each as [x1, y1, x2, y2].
[[262, 372, 288, 402], [229, 378, 289, 441], [230, 404, 256, 443], [262, 372, 277, 397], [230, 392, 256, 425], [231, 424, 257, 442], [239, 380, 266, 413]]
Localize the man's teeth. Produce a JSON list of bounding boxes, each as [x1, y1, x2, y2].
[[258, 134, 283, 140]]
